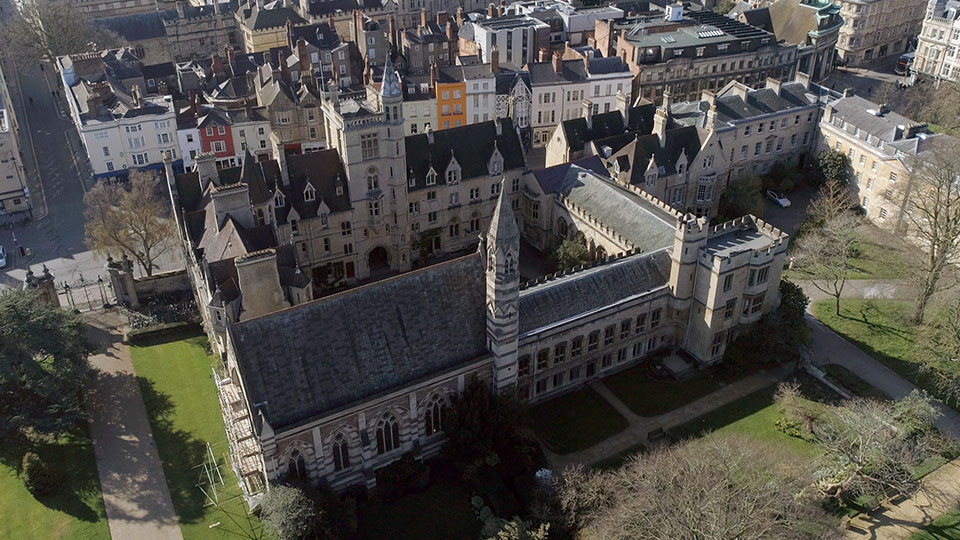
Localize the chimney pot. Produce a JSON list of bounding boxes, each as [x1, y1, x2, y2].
[[552, 51, 562, 73]]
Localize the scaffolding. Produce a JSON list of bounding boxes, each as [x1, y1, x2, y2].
[[214, 367, 266, 509]]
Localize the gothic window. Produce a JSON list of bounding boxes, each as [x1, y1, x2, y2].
[[367, 168, 380, 190], [376, 414, 401, 455], [504, 253, 517, 275], [274, 191, 285, 208], [556, 218, 568, 238], [304, 183, 316, 202], [490, 158, 502, 175], [287, 449, 307, 480], [424, 395, 447, 436], [426, 168, 437, 185], [332, 435, 350, 471]]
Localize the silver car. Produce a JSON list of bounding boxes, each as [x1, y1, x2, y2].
[[0, 246, 6, 269]]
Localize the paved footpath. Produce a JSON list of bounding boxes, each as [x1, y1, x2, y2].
[[84, 309, 183, 540], [546, 363, 795, 469], [844, 460, 960, 540]]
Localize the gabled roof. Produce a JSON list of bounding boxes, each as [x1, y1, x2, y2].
[[405, 119, 525, 190], [273, 150, 352, 223], [95, 12, 166, 41], [495, 71, 530, 94], [229, 254, 488, 431], [519, 249, 671, 335], [555, 166, 677, 251], [562, 110, 625, 152], [241, 4, 305, 30], [596, 125, 704, 180], [527, 59, 588, 85], [533, 155, 610, 194]]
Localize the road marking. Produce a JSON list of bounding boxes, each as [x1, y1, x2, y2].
[[63, 129, 89, 193]]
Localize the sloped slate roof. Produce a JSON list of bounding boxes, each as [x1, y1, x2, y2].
[[557, 166, 677, 251], [95, 12, 166, 41], [519, 250, 671, 335], [533, 155, 609, 194], [714, 83, 816, 124], [274, 149, 352, 223], [405, 119, 525, 189], [229, 254, 489, 430], [562, 111, 625, 152], [527, 60, 588, 85]]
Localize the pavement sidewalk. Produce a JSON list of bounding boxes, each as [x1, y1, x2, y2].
[[84, 309, 183, 540], [845, 460, 960, 540]]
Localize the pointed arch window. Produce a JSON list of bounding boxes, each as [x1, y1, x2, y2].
[[504, 252, 517, 275], [332, 434, 350, 471], [426, 169, 437, 186], [287, 449, 307, 480], [367, 167, 380, 190], [274, 191, 286, 208], [424, 395, 447, 436], [490, 158, 503, 175], [304, 183, 316, 202], [376, 415, 401, 455]]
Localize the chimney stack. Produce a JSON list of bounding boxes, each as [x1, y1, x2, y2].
[[430, 62, 438, 89], [552, 51, 562, 73], [487, 2, 496, 17], [616, 89, 628, 118], [764, 77, 782, 96], [491, 46, 499, 73], [297, 37, 310, 72], [437, 11, 448, 26], [420, 8, 428, 28], [456, 6, 464, 26], [131, 85, 143, 108], [235, 249, 290, 321], [582, 99, 593, 128], [211, 182, 254, 230], [538, 47, 548, 63]]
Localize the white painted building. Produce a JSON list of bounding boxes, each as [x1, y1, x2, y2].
[[916, 0, 960, 81], [58, 49, 180, 179], [463, 15, 550, 68]]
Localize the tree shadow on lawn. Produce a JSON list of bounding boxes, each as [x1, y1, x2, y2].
[[0, 429, 104, 523], [836, 303, 917, 345], [136, 376, 212, 526]]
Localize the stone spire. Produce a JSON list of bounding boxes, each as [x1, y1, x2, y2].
[[380, 51, 402, 99], [484, 185, 520, 393]]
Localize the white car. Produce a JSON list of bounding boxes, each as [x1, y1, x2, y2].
[[0, 246, 6, 269], [765, 190, 791, 208]]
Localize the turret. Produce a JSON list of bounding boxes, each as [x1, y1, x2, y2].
[[484, 186, 520, 393], [380, 51, 403, 124], [668, 213, 708, 300]]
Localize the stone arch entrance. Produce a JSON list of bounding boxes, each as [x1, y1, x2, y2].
[[368, 246, 390, 273]]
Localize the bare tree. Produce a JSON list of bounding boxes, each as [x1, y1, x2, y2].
[[922, 81, 960, 136], [792, 210, 861, 316], [557, 434, 836, 540], [84, 170, 175, 277], [776, 383, 949, 503], [807, 178, 857, 225], [2, 1, 121, 67], [903, 138, 960, 323], [916, 293, 960, 407]]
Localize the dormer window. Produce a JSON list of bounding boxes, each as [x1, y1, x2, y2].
[[658, 165, 666, 176], [677, 162, 686, 175], [446, 168, 459, 183], [303, 183, 316, 202], [336, 183, 344, 196], [408, 167, 416, 187], [274, 191, 286, 208], [426, 168, 437, 186], [490, 160, 502, 175]]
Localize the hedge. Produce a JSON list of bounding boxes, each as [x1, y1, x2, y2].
[[125, 321, 202, 344]]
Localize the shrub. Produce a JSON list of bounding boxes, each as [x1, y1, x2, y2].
[[375, 452, 430, 501], [125, 321, 201, 344], [259, 484, 320, 540], [21, 452, 61, 496]]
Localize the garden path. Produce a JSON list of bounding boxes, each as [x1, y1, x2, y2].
[[84, 309, 183, 540], [546, 363, 794, 469], [844, 460, 960, 540]]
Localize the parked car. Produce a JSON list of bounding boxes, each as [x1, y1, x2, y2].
[[0, 246, 6, 269], [765, 190, 791, 208]]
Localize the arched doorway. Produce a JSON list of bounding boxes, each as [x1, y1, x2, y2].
[[368, 246, 390, 273]]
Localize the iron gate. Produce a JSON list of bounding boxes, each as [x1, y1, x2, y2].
[[59, 274, 115, 312]]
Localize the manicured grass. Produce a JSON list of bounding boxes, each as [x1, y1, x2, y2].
[[823, 364, 889, 400], [0, 432, 109, 540], [667, 384, 820, 458], [529, 386, 628, 454], [356, 474, 480, 540], [909, 507, 960, 540], [604, 365, 724, 417], [813, 299, 960, 409], [131, 332, 263, 540], [786, 224, 912, 280]]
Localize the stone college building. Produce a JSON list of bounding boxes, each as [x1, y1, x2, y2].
[[166, 54, 789, 505]]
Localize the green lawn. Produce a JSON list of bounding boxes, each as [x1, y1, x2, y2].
[[130, 331, 263, 540], [529, 386, 628, 454], [812, 299, 959, 409], [668, 384, 820, 459], [356, 473, 479, 540], [909, 507, 960, 540], [0, 432, 109, 540], [604, 365, 725, 417], [823, 364, 889, 400], [786, 224, 912, 280]]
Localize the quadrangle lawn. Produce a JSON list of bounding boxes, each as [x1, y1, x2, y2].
[[529, 386, 628, 454], [909, 507, 960, 540], [0, 431, 110, 540], [603, 364, 725, 417], [130, 331, 264, 540]]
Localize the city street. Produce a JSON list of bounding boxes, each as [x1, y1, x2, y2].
[[0, 0, 180, 291]]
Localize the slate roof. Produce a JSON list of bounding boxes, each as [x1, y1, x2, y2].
[[518, 249, 671, 334], [556, 166, 677, 251], [273, 149, 352, 224], [533, 155, 610, 194], [229, 254, 489, 430], [240, 4, 305, 30], [290, 22, 340, 49], [562, 110, 626, 152], [828, 95, 926, 143], [405, 119, 525, 189], [527, 59, 588, 85], [596, 124, 704, 180], [713, 82, 816, 124], [739, 8, 773, 32], [495, 71, 530, 94], [95, 12, 166, 41]]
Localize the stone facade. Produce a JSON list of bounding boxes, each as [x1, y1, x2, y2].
[[834, 0, 925, 67], [916, 0, 960, 81]]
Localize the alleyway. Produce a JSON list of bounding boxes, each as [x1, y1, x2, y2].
[[84, 310, 183, 540]]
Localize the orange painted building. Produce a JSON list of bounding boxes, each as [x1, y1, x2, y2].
[[433, 65, 467, 130]]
